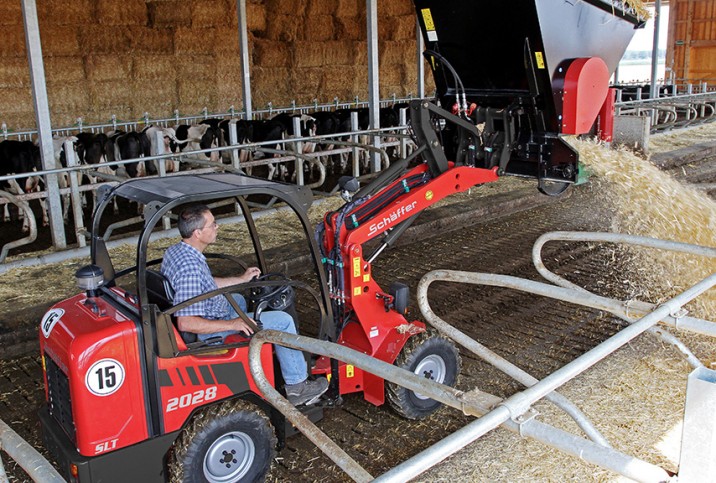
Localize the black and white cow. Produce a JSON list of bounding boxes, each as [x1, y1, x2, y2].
[[271, 113, 318, 182], [141, 126, 181, 174], [0, 140, 43, 231], [243, 119, 287, 180]]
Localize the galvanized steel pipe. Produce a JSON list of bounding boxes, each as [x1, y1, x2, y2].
[[0, 418, 64, 483]]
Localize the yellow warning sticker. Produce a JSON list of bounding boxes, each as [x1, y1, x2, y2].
[[535, 52, 545, 69], [346, 365, 355, 378], [421, 8, 435, 31], [353, 257, 361, 278], [363, 274, 370, 283], [354, 287, 362, 296], [421, 8, 438, 41]]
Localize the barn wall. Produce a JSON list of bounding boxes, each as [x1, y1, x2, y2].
[[666, 0, 716, 85], [0, 0, 434, 130]]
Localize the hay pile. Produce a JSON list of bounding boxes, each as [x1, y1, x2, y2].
[[572, 123, 716, 320]]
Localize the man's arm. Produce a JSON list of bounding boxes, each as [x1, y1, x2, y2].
[[214, 266, 261, 288], [177, 315, 255, 335]]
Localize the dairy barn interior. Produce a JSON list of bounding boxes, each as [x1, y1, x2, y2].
[[1, 0, 716, 482]]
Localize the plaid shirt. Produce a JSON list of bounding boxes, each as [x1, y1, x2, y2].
[[161, 241, 230, 319]]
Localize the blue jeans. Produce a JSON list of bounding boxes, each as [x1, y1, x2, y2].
[[198, 294, 307, 385]]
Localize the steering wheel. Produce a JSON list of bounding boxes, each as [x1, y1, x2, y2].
[[246, 273, 295, 321]]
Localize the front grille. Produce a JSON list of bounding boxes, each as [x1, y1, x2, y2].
[[45, 355, 76, 444]]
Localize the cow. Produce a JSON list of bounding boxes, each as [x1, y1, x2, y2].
[[174, 122, 220, 166], [242, 119, 287, 180], [308, 111, 341, 175], [334, 108, 370, 174], [142, 126, 181, 174], [271, 113, 318, 182], [51, 135, 79, 218], [0, 140, 43, 231]]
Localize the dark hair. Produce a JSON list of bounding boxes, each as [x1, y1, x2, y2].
[[178, 204, 211, 239]]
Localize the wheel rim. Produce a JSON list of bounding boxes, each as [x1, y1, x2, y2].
[[413, 354, 447, 400], [203, 431, 256, 482]]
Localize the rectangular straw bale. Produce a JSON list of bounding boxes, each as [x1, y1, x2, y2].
[[0, 88, 33, 116], [304, 15, 335, 42], [148, 1, 192, 27], [323, 40, 357, 66], [268, 0, 304, 15], [322, 66, 353, 93], [39, 26, 80, 56], [253, 40, 291, 66], [213, 27, 240, 54], [133, 54, 176, 81], [252, 66, 292, 101], [294, 42, 325, 68], [79, 26, 132, 54], [45, 57, 85, 84], [176, 55, 216, 78], [292, 67, 322, 93], [193, 0, 230, 28], [388, 15, 416, 41], [90, 80, 134, 110], [265, 15, 299, 42], [336, 0, 360, 17], [86, 52, 125, 83], [178, 78, 215, 107], [378, 0, 414, 17], [132, 82, 177, 115], [379, 40, 414, 67], [215, 84, 242, 109], [0, 2, 22, 26], [175, 27, 216, 55], [48, 82, 90, 112], [336, 17, 363, 41], [244, 2, 267, 32], [128, 27, 174, 53], [308, 0, 337, 16], [0, 25, 26, 57], [378, 66, 404, 88], [96, 0, 147, 25], [40, 0, 93, 26], [0, 59, 30, 89]]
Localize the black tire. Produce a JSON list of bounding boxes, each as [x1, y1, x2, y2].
[[387, 331, 461, 420], [169, 400, 276, 483]]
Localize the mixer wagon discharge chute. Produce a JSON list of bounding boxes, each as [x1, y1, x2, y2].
[[413, 0, 645, 194]]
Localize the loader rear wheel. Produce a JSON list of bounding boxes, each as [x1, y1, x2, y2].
[[169, 400, 276, 483], [387, 331, 461, 420]]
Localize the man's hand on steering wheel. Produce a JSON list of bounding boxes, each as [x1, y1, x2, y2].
[[241, 266, 261, 283]]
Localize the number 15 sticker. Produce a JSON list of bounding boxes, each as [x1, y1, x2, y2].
[[86, 359, 125, 396]]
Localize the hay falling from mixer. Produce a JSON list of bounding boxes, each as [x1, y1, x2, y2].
[[572, 129, 716, 319]]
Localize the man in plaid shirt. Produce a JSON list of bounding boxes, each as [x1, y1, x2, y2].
[[162, 204, 328, 406]]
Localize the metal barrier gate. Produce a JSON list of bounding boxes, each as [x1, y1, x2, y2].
[[248, 231, 716, 482]]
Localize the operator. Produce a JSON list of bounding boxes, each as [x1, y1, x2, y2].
[[161, 204, 328, 406]]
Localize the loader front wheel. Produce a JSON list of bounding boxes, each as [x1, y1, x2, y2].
[[387, 331, 461, 420], [169, 400, 276, 483]]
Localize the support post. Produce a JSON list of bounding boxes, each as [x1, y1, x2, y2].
[[417, 17, 425, 98], [649, 0, 662, 100], [366, 0, 381, 173], [678, 366, 716, 482], [22, 0, 66, 249], [236, 0, 252, 120]]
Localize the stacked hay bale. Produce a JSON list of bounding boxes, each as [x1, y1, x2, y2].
[[0, 0, 432, 130]]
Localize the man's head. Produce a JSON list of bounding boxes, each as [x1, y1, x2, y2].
[[178, 204, 218, 248]]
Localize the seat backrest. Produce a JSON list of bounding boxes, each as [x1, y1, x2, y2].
[[145, 269, 197, 345], [145, 269, 175, 311]]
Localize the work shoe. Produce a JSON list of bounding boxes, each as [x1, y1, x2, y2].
[[285, 377, 329, 406]]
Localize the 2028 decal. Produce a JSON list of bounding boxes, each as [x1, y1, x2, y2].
[[166, 387, 218, 412]]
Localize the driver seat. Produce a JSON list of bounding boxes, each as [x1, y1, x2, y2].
[[145, 269, 198, 344]]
